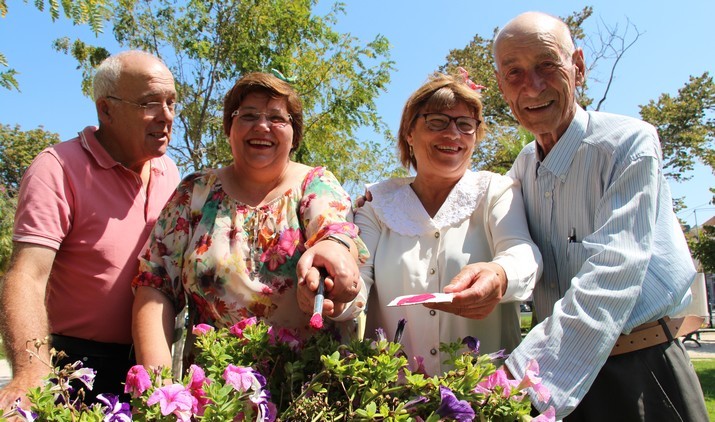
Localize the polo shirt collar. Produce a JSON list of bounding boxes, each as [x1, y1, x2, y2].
[[538, 106, 589, 179], [79, 126, 122, 170], [77, 126, 170, 176]]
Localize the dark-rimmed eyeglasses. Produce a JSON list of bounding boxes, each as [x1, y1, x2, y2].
[[231, 109, 293, 128], [418, 113, 480, 135], [106, 95, 177, 117]]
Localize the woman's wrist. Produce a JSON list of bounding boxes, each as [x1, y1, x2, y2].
[[321, 234, 358, 261]]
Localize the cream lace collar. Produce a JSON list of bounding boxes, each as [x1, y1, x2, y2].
[[367, 170, 491, 236]]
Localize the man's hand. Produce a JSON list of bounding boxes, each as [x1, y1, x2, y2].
[[0, 372, 46, 417], [425, 262, 507, 319], [296, 237, 361, 316], [353, 190, 373, 209]]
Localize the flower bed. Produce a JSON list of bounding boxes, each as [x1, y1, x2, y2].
[[3, 318, 555, 421]]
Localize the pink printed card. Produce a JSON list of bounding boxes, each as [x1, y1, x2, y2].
[[387, 293, 454, 307]]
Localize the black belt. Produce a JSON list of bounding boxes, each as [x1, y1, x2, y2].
[[50, 334, 133, 360]]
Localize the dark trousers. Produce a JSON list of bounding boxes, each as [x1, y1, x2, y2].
[[566, 339, 708, 422], [51, 334, 135, 405]]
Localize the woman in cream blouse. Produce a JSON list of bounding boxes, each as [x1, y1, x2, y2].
[[355, 70, 541, 375]]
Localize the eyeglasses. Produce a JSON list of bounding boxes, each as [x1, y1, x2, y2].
[[106, 95, 177, 117], [231, 109, 292, 128], [418, 113, 480, 135]]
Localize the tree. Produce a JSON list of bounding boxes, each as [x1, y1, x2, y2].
[[54, 0, 403, 195], [0, 0, 111, 91], [0, 124, 60, 273], [640, 72, 715, 183], [690, 225, 715, 274], [438, 7, 641, 174]]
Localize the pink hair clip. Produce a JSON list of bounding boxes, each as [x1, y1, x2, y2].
[[457, 67, 486, 92]]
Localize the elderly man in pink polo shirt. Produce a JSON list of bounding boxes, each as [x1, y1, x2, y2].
[[0, 50, 180, 410]]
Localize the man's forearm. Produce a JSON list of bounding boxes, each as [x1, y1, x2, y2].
[[0, 270, 51, 379]]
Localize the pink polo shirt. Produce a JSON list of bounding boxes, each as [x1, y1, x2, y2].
[[13, 126, 180, 344]]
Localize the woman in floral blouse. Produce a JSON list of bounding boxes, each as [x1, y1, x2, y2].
[[131, 72, 368, 370]]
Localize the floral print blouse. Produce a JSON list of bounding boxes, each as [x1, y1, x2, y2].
[[133, 166, 368, 339]]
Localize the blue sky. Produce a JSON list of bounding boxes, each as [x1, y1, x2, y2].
[[1, 0, 714, 226]]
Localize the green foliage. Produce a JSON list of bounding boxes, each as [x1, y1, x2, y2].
[[58, 0, 402, 195], [690, 225, 715, 274], [0, 53, 19, 91], [640, 72, 715, 182], [0, 124, 60, 273], [0, 0, 111, 91], [5, 320, 551, 420]]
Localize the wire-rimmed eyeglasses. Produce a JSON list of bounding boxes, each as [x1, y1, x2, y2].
[[106, 95, 177, 117], [231, 109, 293, 128], [418, 113, 480, 135]]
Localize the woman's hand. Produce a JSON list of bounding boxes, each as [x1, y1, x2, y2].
[[425, 262, 507, 319], [296, 237, 362, 316]]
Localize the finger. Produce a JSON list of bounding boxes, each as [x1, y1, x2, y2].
[[443, 266, 479, 293], [302, 266, 321, 291], [295, 249, 315, 285]]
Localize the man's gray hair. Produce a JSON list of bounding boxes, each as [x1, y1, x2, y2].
[[93, 50, 163, 101]]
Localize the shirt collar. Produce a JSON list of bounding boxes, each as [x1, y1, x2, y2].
[[79, 126, 121, 170], [538, 107, 589, 179], [79, 126, 168, 175]]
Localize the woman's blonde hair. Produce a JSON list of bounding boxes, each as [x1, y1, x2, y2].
[[397, 72, 486, 170]]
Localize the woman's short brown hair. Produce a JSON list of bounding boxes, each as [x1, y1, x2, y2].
[[223, 72, 303, 152], [397, 72, 486, 170]]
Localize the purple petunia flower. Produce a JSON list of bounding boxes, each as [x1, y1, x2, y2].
[[436, 386, 475, 422], [374, 327, 386, 342], [97, 393, 132, 422], [13, 398, 38, 421], [68, 361, 96, 390], [462, 336, 480, 353], [403, 395, 429, 410]]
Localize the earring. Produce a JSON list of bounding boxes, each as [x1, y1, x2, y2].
[[409, 144, 414, 158]]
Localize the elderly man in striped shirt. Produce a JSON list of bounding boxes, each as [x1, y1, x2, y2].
[[494, 11, 707, 421]]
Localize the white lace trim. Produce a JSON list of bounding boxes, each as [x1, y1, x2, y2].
[[368, 170, 492, 236]]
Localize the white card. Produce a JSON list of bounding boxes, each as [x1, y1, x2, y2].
[[387, 293, 454, 307]]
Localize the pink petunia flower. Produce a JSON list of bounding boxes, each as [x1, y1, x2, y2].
[[146, 384, 197, 422], [267, 326, 301, 350], [229, 317, 258, 338], [223, 364, 262, 393], [124, 365, 151, 397], [192, 323, 215, 335], [474, 368, 517, 398], [532, 406, 556, 422], [517, 359, 551, 403], [187, 364, 207, 390]]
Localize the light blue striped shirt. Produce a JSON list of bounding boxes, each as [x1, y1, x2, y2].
[[505, 107, 695, 419]]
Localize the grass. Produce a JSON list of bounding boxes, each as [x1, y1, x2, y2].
[[693, 359, 715, 419]]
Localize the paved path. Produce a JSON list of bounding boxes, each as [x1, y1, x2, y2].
[[1, 330, 714, 389]]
